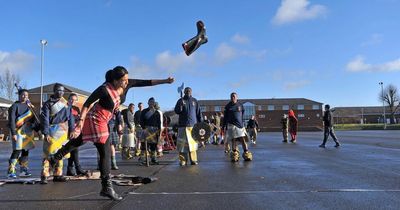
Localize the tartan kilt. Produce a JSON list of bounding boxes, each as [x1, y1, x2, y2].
[[108, 131, 120, 146], [82, 104, 113, 144]]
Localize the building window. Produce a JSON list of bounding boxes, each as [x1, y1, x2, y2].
[[298, 114, 305, 118], [282, 105, 289, 110], [258, 105, 262, 111], [214, 106, 221, 112], [243, 102, 255, 121], [297, 105, 304, 110], [267, 105, 274, 111], [200, 106, 206, 112], [312, 105, 320, 110], [42, 94, 48, 102]]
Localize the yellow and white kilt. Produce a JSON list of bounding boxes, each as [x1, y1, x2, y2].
[[176, 127, 198, 153]]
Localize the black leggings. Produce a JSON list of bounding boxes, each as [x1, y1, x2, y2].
[[56, 135, 110, 179], [10, 149, 29, 160]]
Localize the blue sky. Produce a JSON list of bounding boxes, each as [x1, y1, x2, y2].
[[1, 0, 399, 110]]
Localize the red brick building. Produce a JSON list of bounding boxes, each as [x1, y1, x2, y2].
[[198, 98, 324, 131], [331, 106, 400, 124]]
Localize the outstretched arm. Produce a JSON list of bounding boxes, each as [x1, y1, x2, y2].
[[128, 77, 174, 88]]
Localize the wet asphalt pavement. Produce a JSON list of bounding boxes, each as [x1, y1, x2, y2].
[[0, 130, 399, 210]]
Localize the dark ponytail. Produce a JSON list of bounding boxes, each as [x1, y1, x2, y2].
[[112, 66, 128, 81]]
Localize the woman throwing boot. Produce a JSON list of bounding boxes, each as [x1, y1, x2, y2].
[[51, 66, 174, 200]]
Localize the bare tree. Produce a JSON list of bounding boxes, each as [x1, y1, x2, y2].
[[379, 84, 400, 124], [0, 68, 21, 101]]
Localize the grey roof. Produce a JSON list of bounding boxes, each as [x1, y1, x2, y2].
[[0, 97, 13, 105], [28, 83, 91, 96], [198, 98, 323, 106]]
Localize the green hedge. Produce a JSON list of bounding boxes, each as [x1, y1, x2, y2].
[[334, 124, 400, 130]]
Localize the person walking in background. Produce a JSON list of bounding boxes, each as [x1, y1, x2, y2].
[[281, 114, 289, 143], [319, 104, 341, 148], [246, 115, 259, 145], [288, 109, 298, 143]]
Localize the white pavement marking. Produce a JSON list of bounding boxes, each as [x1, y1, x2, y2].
[[66, 192, 97, 199], [129, 189, 400, 195]]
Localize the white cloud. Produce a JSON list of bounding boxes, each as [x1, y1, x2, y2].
[[231, 34, 250, 44], [272, 0, 327, 25], [128, 56, 156, 78], [346, 55, 400, 72], [0, 50, 35, 73], [155, 51, 195, 73], [361, 33, 383, 47], [229, 78, 250, 89], [128, 51, 196, 78], [284, 80, 310, 91], [214, 43, 238, 64]]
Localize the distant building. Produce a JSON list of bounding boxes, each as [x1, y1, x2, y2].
[[27, 83, 92, 114], [0, 97, 13, 120], [0, 97, 13, 140], [331, 106, 400, 124], [28, 83, 127, 113], [198, 98, 324, 131]]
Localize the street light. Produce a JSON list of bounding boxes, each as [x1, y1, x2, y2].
[[379, 82, 386, 129], [40, 39, 48, 109]]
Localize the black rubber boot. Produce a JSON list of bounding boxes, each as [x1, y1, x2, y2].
[[67, 166, 76, 176], [100, 178, 122, 201], [53, 175, 68, 182], [75, 165, 88, 176]]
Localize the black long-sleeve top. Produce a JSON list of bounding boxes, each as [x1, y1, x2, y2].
[[83, 79, 152, 112], [40, 96, 74, 135], [174, 96, 202, 127], [247, 119, 259, 129], [223, 101, 244, 129], [134, 110, 142, 127], [8, 102, 36, 135], [140, 108, 161, 129], [121, 109, 135, 130], [323, 110, 333, 127]]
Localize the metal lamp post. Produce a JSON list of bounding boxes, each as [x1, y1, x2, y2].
[[379, 82, 386, 129], [40, 39, 48, 109]]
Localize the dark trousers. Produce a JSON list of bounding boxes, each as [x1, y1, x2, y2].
[[10, 149, 29, 160], [322, 126, 339, 145], [68, 148, 80, 168], [56, 135, 110, 179]]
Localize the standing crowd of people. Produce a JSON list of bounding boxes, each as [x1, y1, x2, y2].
[[5, 65, 340, 201]]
